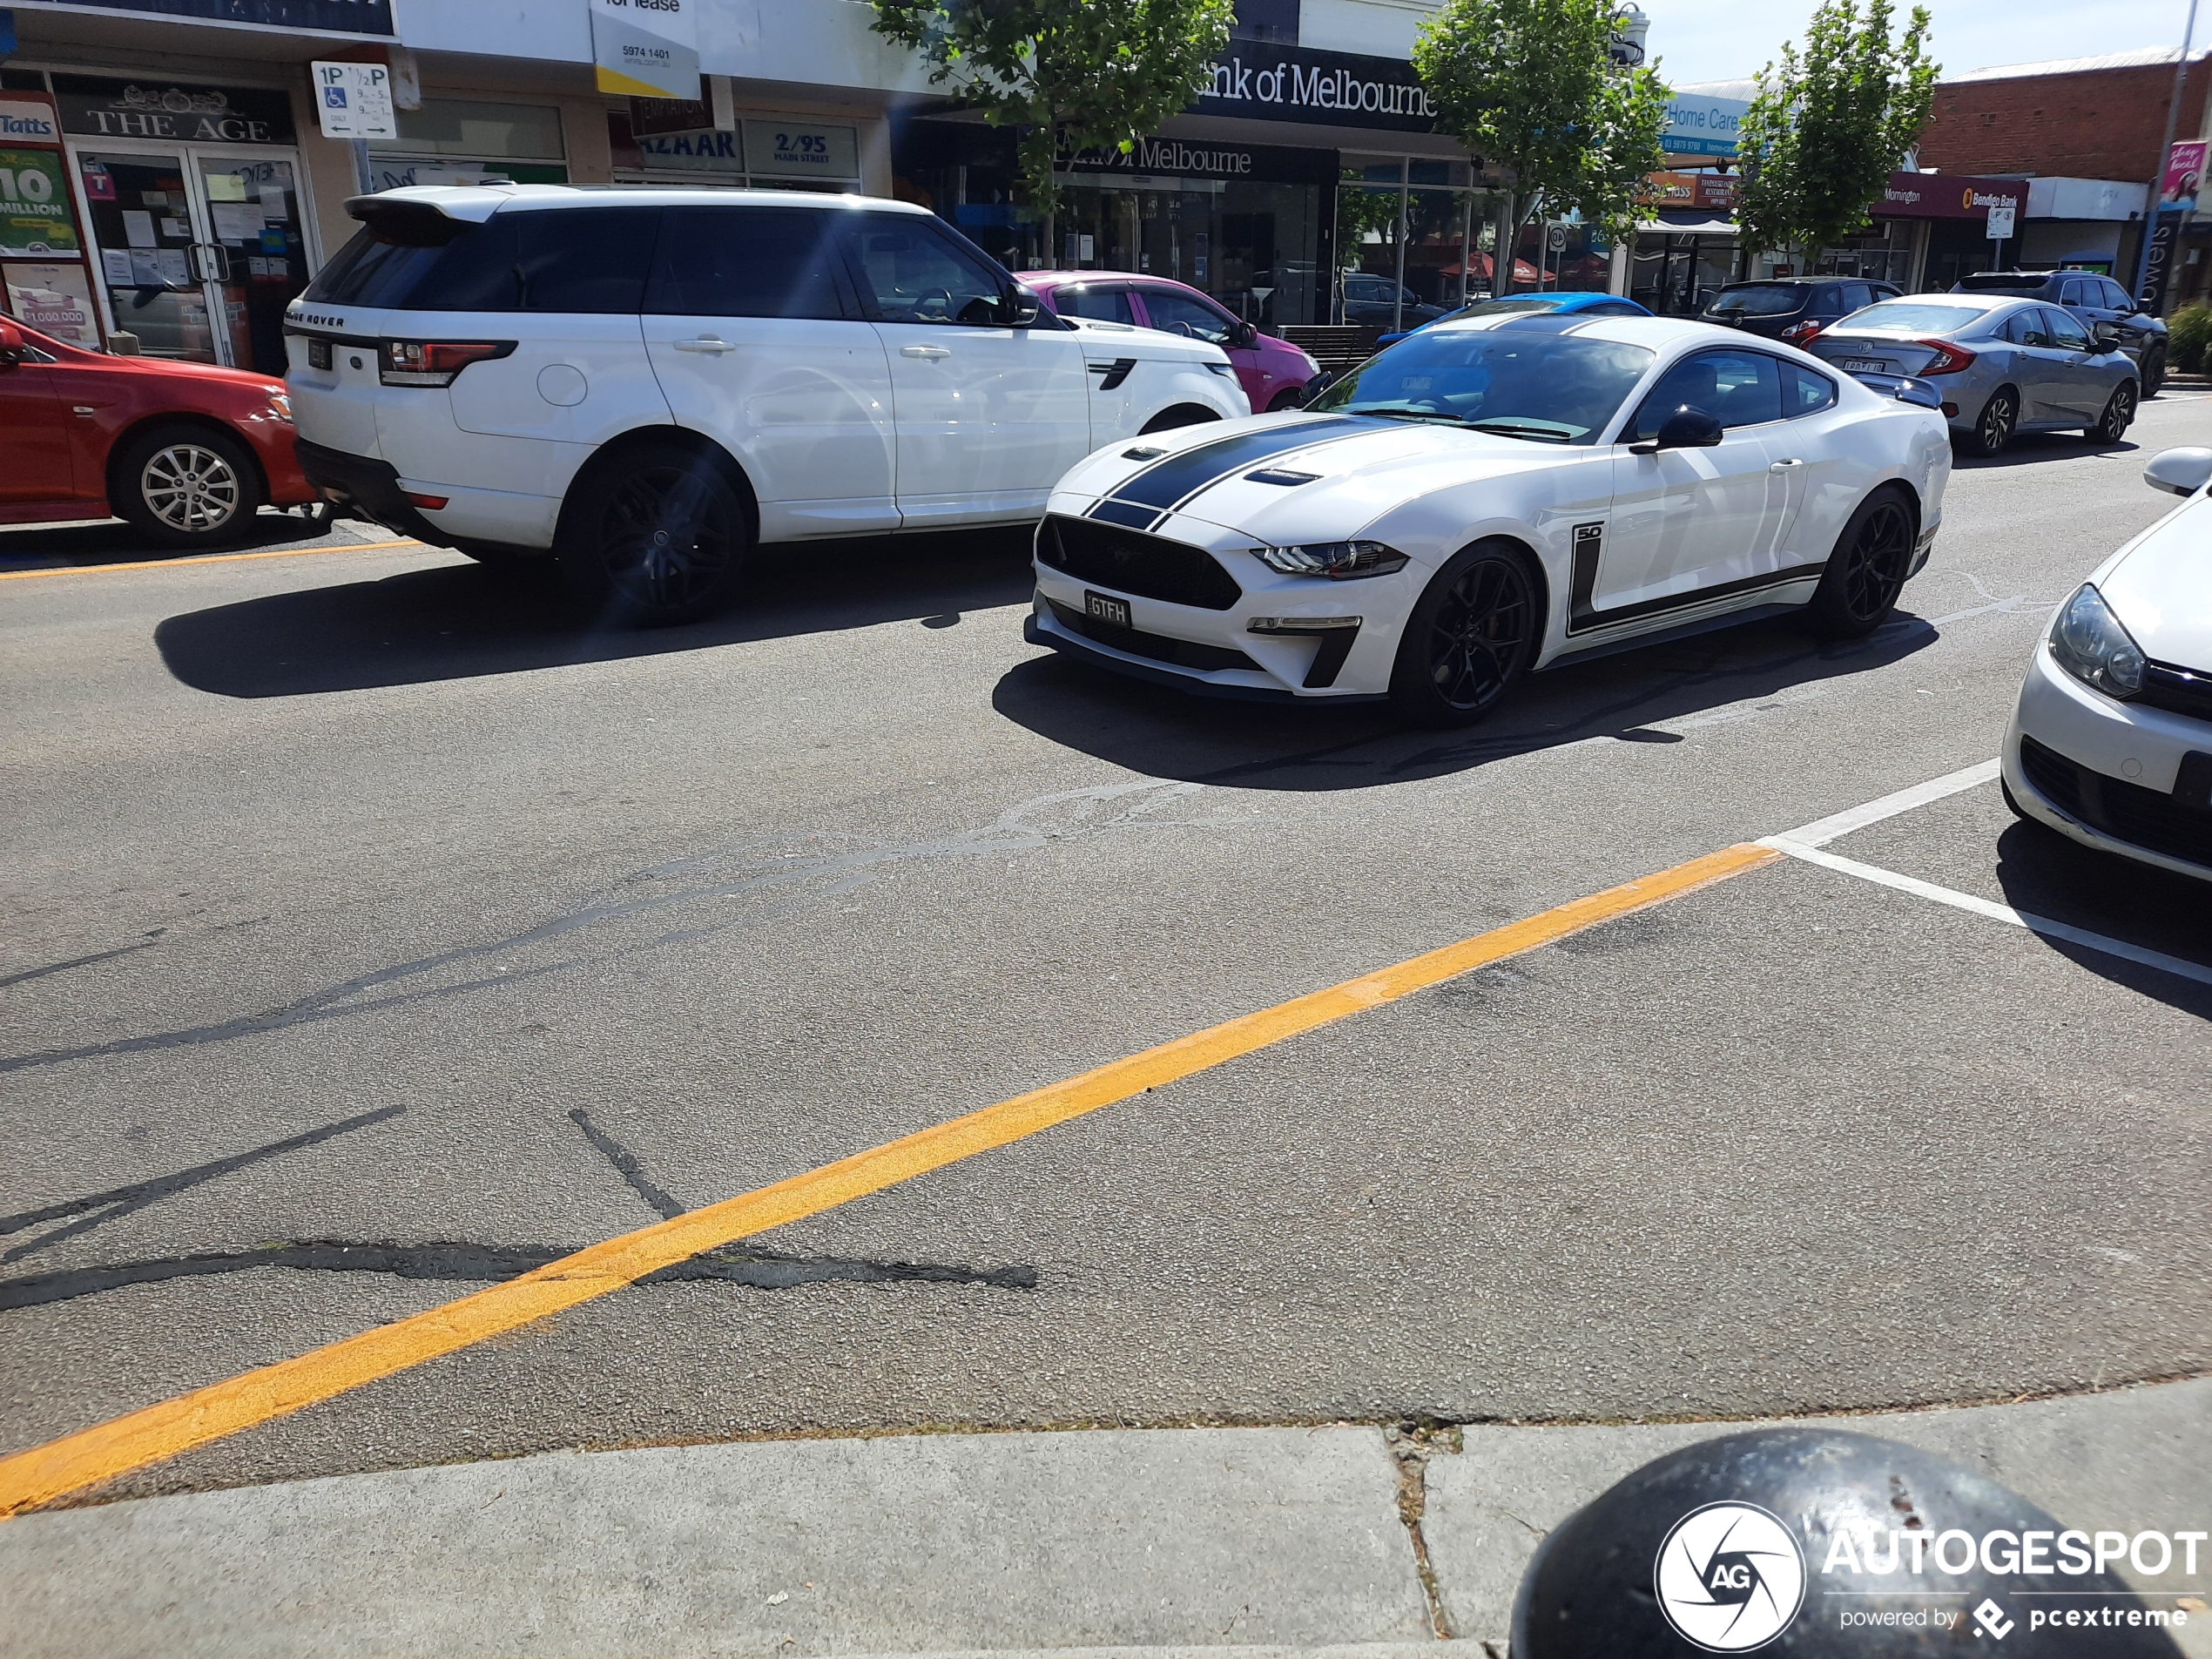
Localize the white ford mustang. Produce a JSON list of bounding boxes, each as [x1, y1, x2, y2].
[[1028, 314, 1953, 725]]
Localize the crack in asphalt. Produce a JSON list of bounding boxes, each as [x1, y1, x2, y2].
[[0, 1105, 405, 1266], [0, 781, 1198, 1078], [569, 1107, 685, 1222], [0, 1239, 1040, 1311]]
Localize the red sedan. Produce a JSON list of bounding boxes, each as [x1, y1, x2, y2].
[[0, 317, 317, 547]]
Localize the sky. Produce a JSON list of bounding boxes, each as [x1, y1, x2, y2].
[[1638, 0, 2202, 87]]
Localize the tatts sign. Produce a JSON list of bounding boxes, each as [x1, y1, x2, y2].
[[590, 0, 699, 100]]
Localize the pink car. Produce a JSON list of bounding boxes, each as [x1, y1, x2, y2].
[[1022, 273, 1321, 414]]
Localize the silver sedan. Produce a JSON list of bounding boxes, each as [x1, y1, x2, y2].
[[1807, 293, 2140, 457]]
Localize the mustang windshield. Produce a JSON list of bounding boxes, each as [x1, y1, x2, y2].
[[1309, 331, 1655, 444]]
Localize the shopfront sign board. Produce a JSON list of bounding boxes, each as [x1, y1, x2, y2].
[[0, 97, 62, 145], [53, 76, 297, 145], [589, 0, 699, 101], [742, 121, 857, 183], [2161, 139, 2207, 210], [312, 61, 396, 141], [1193, 44, 1435, 132], [1661, 95, 1747, 158], [1874, 172, 2026, 220], [14, 0, 391, 30]]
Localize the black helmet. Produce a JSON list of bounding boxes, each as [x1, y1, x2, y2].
[[1510, 1427, 2184, 1656]]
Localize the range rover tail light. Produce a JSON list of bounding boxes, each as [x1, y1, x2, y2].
[[380, 340, 515, 388]]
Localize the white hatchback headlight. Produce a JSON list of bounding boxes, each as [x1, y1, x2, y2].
[[1252, 541, 1408, 579], [2048, 583, 2143, 698]]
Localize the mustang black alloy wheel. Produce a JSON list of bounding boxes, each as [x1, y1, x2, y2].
[[1806, 486, 1916, 639], [557, 443, 750, 626], [1389, 541, 1539, 726]]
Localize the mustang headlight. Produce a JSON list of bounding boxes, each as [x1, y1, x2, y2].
[[2048, 583, 2143, 698], [1252, 540, 1409, 580]]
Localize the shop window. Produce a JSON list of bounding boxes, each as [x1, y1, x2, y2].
[[645, 208, 850, 319], [375, 98, 565, 162]]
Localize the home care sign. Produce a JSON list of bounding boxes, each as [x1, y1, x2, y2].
[[590, 0, 699, 100]]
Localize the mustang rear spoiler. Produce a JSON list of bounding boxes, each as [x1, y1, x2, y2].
[[1845, 370, 1943, 410]]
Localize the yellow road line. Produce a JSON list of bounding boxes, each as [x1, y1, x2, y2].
[[0, 840, 1778, 1519], [0, 539, 423, 582]]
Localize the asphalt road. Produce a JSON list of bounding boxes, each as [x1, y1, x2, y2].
[[3, 400, 2209, 1506]]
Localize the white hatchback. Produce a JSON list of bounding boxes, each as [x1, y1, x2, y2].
[[283, 186, 1246, 624], [2004, 446, 2212, 881]]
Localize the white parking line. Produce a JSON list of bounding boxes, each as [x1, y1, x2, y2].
[[1762, 781, 2212, 988], [1770, 759, 2001, 848]]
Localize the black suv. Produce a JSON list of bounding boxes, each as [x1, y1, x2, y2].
[[1700, 278, 1903, 344], [1952, 270, 2168, 395]]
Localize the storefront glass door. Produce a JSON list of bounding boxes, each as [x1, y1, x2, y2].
[[73, 142, 307, 372]]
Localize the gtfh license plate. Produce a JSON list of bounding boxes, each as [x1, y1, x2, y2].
[[1085, 590, 1132, 629], [1841, 358, 1888, 373]]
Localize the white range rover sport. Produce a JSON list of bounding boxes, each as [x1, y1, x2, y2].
[[283, 185, 1248, 624]]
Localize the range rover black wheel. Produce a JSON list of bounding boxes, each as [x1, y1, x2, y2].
[[556, 444, 750, 627], [1387, 540, 1539, 727]]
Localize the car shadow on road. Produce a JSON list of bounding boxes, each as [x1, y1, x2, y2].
[[993, 608, 1940, 792], [1949, 432, 2145, 470], [1991, 821, 2212, 1018], [154, 528, 1037, 698], [0, 508, 350, 570]]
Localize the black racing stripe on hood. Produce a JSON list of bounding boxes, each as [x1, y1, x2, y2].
[[1092, 416, 1378, 519], [1088, 497, 1164, 530]]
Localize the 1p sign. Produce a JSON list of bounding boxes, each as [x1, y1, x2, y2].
[[590, 0, 699, 100], [1986, 200, 2015, 241], [313, 62, 397, 142]]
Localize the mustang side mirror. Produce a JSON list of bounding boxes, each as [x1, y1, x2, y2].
[[1629, 405, 1724, 455], [2144, 446, 2212, 496]]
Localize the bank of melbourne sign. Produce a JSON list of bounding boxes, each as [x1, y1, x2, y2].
[[13, 0, 392, 31], [1193, 44, 1436, 132]]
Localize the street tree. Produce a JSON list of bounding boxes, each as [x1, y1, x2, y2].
[[868, 0, 1236, 262], [1412, 0, 1671, 295], [1733, 0, 1939, 269]]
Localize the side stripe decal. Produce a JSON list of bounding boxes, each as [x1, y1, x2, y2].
[[1566, 519, 1825, 635]]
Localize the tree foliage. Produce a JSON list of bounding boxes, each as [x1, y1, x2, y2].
[[1412, 0, 1671, 256], [1733, 0, 1939, 262], [869, 0, 1235, 251]]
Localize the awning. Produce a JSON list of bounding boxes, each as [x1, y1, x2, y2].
[[1636, 217, 1738, 236]]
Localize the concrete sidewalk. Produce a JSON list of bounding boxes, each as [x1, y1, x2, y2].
[[3, 1379, 2206, 1658]]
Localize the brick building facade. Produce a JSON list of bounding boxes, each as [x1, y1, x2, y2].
[[1919, 47, 2209, 181]]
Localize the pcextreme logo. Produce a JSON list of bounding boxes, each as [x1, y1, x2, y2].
[[1655, 1502, 1808, 1651]]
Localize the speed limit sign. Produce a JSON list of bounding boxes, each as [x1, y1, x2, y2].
[[1548, 223, 1568, 252]]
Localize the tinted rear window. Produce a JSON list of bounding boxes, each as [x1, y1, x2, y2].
[[1703, 285, 1806, 318], [305, 206, 659, 313], [1956, 273, 2047, 293], [644, 207, 849, 319], [1838, 301, 1988, 334]]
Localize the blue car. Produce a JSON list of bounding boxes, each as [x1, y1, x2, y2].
[[1375, 289, 1652, 347]]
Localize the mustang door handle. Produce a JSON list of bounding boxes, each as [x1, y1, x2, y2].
[[1769, 458, 1804, 471], [900, 344, 953, 361], [673, 336, 735, 354]]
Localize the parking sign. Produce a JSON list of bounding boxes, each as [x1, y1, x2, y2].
[[312, 62, 397, 142], [1985, 201, 2015, 240]]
